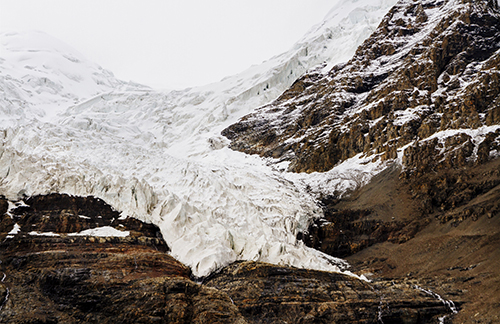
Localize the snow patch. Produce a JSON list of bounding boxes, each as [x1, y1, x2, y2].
[[28, 231, 60, 237], [7, 223, 21, 235], [67, 226, 130, 237]]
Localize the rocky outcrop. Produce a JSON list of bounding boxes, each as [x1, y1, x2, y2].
[[301, 155, 500, 258], [205, 261, 451, 324], [299, 158, 500, 323], [0, 194, 245, 324], [223, 0, 500, 174], [0, 194, 453, 323]]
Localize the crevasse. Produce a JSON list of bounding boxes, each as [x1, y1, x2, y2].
[[0, 0, 397, 277]]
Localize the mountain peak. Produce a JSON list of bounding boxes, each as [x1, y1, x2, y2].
[[1, 30, 87, 60], [0, 30, 147, 125]]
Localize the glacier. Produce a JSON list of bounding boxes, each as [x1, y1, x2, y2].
[[0, 0, 397, 278]]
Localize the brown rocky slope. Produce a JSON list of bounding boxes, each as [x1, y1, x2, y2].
[[223, 0, 500, 322], [223, 0, 500, 174], [301, 159, 500, 323], [0, 194, 452, 323]]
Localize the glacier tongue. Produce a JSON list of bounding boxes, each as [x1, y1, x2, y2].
[[0, 0, 396, 277]]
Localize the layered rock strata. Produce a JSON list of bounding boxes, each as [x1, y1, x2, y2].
[[0, 194, 245, 324], [0, 194, 452, 323], [205, 261, 452, 324]]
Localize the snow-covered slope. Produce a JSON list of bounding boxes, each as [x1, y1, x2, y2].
[[0, 0, 397, 277], [0, 31, 147, 126]]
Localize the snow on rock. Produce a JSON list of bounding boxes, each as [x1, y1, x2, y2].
[[7, 223, 21, 235], [28, 231, 61, 237], [6, 223, 21, 239], [224, 0, 500, 190], [67, 226, 129, 238], [0, 1, 396, 277], [282, 152, 390, 199]]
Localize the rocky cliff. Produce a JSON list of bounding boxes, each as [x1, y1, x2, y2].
[[224, 0, 500, 322], [0, 194, 452, 323], [223, 0, 500, 174]]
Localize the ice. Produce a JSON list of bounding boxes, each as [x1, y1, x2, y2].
[[282, 152, 390, 199], [0, 0, 397, 277]]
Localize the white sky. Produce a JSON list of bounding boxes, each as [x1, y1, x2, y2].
[[0, 0, 336, 89]]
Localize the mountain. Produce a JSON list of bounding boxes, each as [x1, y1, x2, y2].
[[224, 0, 500, 322], [0, 0, 398, 279], [1, 0, 499, 322], [0, 31, 147, 126], [224, 0, 500, 176]]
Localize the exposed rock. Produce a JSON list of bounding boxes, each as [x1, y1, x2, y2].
[[301, 159, 500, 323], [0, 194, 245, 324], [2, 193, 163, 241], [0, 193, 453, 323], [223, 0, 500, 174], [205, 261, 451, 324], [300, 200, 424, 258], [0, 197, 7, 216]]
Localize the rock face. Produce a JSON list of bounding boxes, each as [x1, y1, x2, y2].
[[299, 159, 500, 323], [223, 0, 500, 322], [0, 194, 245, 324], [0, 194, 452, 323], [205, 261, 450, 324], [223, 0, 500, 174], [298, 166, 422, 258]]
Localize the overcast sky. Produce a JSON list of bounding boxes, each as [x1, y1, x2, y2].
[[0, 0, 337, 89]]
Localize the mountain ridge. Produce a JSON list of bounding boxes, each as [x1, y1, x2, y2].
[[223, 0, 500, 175], [224, 0, 500, 321]]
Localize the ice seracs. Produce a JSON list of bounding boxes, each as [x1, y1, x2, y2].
[[0, 0, 397, 277]]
